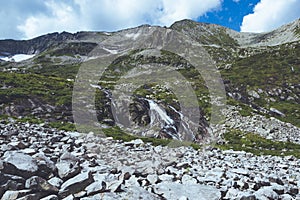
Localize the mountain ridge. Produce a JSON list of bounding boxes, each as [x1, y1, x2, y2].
[[0, 18, 299, 58]]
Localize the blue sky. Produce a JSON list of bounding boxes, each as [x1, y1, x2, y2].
[[198, 0, 260, 31], [0, 0, 299, 39]]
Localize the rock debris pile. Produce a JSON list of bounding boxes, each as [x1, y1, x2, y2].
[[0, 121, 299, 200]]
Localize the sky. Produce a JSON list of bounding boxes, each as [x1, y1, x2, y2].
[[0, 0, 299, 40]]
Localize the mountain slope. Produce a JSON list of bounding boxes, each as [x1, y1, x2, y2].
[[0, 19, 299, 149]]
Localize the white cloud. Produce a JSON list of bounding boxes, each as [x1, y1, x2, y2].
[[159, 0, 221, 25], [18, 1, 80, 39], [240, 0, 300, 32], [12, 0, 221, 39], [232, 0, 240, 3]]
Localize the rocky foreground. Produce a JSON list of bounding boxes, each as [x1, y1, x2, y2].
[[0, 120, 299, 200]]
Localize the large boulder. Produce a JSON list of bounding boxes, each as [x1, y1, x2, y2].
[[59, 171, 94, 198], [154, 182, 221, 200], [2, 151, 38, 179]]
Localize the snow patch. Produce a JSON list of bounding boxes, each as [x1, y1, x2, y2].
[[103, 47, 118, 54], [90, 84, 102, 90], [1, 54, 35, 62]]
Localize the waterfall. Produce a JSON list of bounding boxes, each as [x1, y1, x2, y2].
[[148, 100, 174, 125], [147, 100, 180, 140]]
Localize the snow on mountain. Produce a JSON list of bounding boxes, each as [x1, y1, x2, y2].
[[0, 54, 35, 62]]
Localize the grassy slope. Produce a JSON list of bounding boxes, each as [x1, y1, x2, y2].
[[220, 41, 300, 127]]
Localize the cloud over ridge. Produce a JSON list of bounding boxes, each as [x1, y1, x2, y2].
[[241, 0, 300, 32], [2, 0, 221, 39]]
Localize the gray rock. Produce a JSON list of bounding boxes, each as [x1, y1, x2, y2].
[[56, 152, 81, 180], [14, 193, 44, 200], [280, 194, 294, 200], [254, 186, 278, 200], [124, 139, 144, 147], [20, 148, 36, 155], [158, 174, 174, 182], [181, 174, 197, 184], [73, 191, 87, 198], [48, 177, 63, 188], [288, 187, 299, 195], [198, 170, 223, 183], [154, 183, 221, 200], [224, 188, 240, 199], [231, 168, 249, 176], [61, 194, 74, 200], [85, 181, 106, 195], [59, 171, 94, 198], [80, 193, 118, 200], [40, 195, 59, 200], [240, 194, 256, 200], [248, 90, 260, 99], [271, 183, 285, 195], [2, 151, 38, 178], [146, 174, 158, 185], [25, 176, 58, 193], [120, 186, 160, 200], [270, 107, 285, 117], [107, 180, 123, 192], [0, 190, 31, 200]]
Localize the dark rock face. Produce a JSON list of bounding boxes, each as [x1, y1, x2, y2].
[[0, 31, 109, 57], [0, 32, 75, 56]]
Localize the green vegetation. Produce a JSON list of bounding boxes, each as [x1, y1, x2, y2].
[[28, 63, 80, 79], [220, 41, 300, 127], [227, 98, 254, 117], [0, 115, 76, 131], [47, 121, 76, 131], [49, 42, 97, 57], [217, 129, 300, 158], [171, 20, 239, 47], [97, 49, 211, 117], [0, 71, 72, 107], [102, 126, 201, 149]]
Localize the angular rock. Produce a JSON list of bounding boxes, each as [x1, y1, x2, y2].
[[15, 193, 45, 200], [33, 152, 57, 178], [147, 174, 158, 185], [0, 190, 31, 200], [48, 177, 63, 188], [85, 181, 106, 195], [62, 194, 74, 200], [154, 183, 221, 200], [74, 191, 86, 198], [181, 174, 197, 184], [254, 186, 278, 200], [2, 151, 38, 178], [56, 152, 81, 180], [280, 194, 294, 200], [124, 139, 144, 147], [107, 180, 123, 192], [25, 176, 58, 193], [120, 186, 160, 200], [40, 195, 59, 200], [59, 171, 94, 198]]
